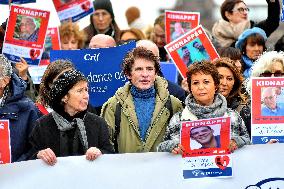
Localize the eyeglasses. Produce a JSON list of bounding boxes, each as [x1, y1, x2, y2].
[[264, 95, 276, 101], [260, 71, 284, 77], [232, 7, 250, 13]]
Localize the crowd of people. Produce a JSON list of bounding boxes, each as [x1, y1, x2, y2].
[[0, 0, 284, 166]]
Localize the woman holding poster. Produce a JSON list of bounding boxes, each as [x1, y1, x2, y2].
[[29, 70, 113, 165], [157, 61, 250, 154]]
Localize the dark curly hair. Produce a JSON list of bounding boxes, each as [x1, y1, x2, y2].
[[212, 57, 246, 104], [37, 59, 74, 106], [186, 61, 220, 92], [122, 46, 160, 77]]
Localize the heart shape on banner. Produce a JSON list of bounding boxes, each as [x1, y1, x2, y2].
[[81, 1, 90, 11], [29, 49, 40, 60], [215, 155, 230, 170]]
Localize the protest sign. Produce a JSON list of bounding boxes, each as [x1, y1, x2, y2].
[[1, 144, 284, 189], [160, 62, 178, 83], [165, 10, 200, 44], [40, 27, 60, 65], [50, 42, 135, 107], [0, 120, 11, 164], [251, 77, 284, 144], [53, 0, 94, 22], [181, 117, 231, 179], [0, 0, 36, 4], [2, 5, 50, 65], [164, 25, 219, 78]]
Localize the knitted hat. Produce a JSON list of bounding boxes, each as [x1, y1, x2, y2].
[[49, 69, 87, 109], [235, 27, 267, 50], [93, 0, 114, 19]]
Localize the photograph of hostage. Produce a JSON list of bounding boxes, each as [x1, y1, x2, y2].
[[14, 16, 39, 42], [190, 126, 221, 149], [181, 45, 193, 67], [261, 87, 284, 116], [191, 40, 210, 62], [171, 22, 185, 41]]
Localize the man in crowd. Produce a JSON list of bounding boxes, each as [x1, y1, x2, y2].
[[17, 16, 39, 42], [262, 87, 284, 116], [190, 126, 221, 149], [101, 47, 183, 153]]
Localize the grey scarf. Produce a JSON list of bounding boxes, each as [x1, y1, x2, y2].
[[185, 93, 227, 119], [52, 111, 89, 151]]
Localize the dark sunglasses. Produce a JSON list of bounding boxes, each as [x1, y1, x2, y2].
[[260, 71, 284, 77], [118, 39, 137, 45]]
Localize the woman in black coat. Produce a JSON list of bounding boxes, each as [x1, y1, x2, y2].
[[29, 70, 113, 165]]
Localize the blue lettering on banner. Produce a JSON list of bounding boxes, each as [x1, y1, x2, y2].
[[183, 167, 232, 179], [50, 42, 135, 107], [252, 136, 284, 144]]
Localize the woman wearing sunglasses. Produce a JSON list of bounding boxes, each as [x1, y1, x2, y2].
[[246, 51, 284, 142], [212, 0, 280, 48]]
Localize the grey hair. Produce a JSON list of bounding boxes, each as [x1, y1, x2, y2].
[[0, 54, 13, 77], [246, 51, 284, 94]]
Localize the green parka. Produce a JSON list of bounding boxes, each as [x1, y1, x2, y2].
[[101, 76, 183, 153]]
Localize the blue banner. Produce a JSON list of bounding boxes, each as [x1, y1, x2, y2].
[[160, 62, 178, 83], [0, 0, 36, 4], [50, 42, 135, 107], [281, 3, 284, 22], [183, 167, 232, 179]]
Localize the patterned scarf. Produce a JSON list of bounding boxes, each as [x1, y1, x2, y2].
[[184, 93, 227, 119], [52, 111, 88, 151], [0, 87, 10, 108]]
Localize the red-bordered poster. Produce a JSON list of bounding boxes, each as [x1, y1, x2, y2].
[[2, 5, 50, 65], [40, 27, 61, 66], [251, 77, 284, 144], [181, 117, 232, 179], [164, 25, 219, 78], [53, 0, 94, 22], [165, 10, 200, 44], [0, 120, 11, 164]]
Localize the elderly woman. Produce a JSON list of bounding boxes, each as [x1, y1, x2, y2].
[[246, 51, 284, 143], [0, 54, 39, 162], [36, 59, 74, 115], [29, 70, 113, 165], [212, 0, 280, 48], [59, 22, 86, 50], [158, 61, 250, 154], [213, 57, 251, 136], [247, 51, 284, 93], [235, 27, 267, 79]]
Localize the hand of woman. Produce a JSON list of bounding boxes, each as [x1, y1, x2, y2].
[[15, 57, 28, 80], [37, 148, 57, 166], [229, 140, 238, 153], [86, 147, 102, 161], [267, 139, 278, 144], [171, 144, 184, 155]]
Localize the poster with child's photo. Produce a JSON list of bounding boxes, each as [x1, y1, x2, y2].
[[165, 10, 200, 44], [164, 25, 219, 78], [251, 77, 284, 144], [2, 5, 49, 65]]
